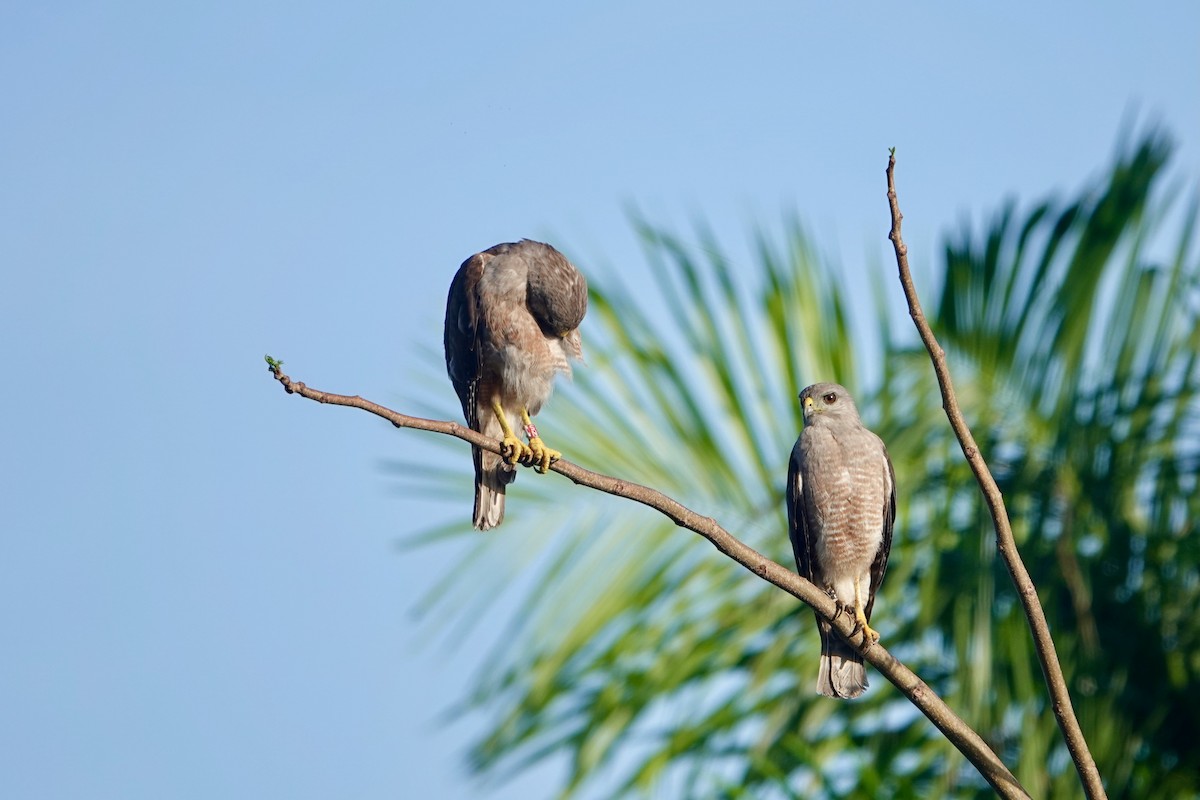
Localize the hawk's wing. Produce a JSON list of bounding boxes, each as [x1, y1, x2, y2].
[[786, 439, 817, 582], [443, 251, 488, 428], [864, 446, 896, 619]]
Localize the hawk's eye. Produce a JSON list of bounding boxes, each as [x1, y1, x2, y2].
[[823, 392, 837, 404]]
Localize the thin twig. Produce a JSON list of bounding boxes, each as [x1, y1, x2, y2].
[[884, 152, 1106, 799], [265, 357, 1030, 799]]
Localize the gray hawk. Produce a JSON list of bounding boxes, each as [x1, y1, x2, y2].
[[787, 382, 895, 699], [443, 239, 587, 530]]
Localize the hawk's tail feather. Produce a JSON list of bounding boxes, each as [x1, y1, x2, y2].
[[815, 621, 868, 699], [473, 446, 516, 531]]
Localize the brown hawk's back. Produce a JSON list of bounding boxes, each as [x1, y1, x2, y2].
[[444, 240, 587, 530]]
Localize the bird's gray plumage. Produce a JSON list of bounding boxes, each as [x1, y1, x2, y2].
[[787, 382, 895, 699], [444, 239, 587, 530]]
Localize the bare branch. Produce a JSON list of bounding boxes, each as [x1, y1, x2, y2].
[[265, 357, 1030, 799], [885, 153, 1107, 799]]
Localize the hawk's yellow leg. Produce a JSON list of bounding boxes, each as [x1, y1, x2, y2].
[[853, 575, 880, 644], [520, 408, 560, 474], [492, 401, 532, 465]]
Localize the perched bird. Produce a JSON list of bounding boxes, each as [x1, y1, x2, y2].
[[786, 382, 895, 699], [443, 239, 587, 530]]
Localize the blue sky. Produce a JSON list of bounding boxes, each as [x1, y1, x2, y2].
[[1, 2, 1196, 798]]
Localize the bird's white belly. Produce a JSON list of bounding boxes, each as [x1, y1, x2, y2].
[[813, 467, 885, 604], [496, 336, 573, 416], [818, 529, 883, 606]]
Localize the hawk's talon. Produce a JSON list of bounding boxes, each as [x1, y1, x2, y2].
[[824, 588, 847, 622], [853, 605, 880, 645], [500, 433, 532, 465], [519, 408, 559, 473], [526, 436, 560, 473], [851, 574, 880, 645], [492, 401, 536, 465]]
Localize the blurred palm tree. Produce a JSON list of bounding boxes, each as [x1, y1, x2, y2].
[[406, 129, 1199, 799]]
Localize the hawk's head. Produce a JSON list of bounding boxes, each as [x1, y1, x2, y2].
[[799, 382, 860, 425]]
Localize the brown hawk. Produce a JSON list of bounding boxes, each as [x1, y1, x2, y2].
[[787, 382, 895, 699], [443, 239, 587, 530]]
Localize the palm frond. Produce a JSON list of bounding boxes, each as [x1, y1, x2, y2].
[[402, 128, 1200, 798]]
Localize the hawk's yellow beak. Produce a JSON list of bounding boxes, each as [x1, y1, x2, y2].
[[803, 396, 815, 412]]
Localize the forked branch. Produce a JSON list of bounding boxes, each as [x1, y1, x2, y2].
[[885, 152, 1106, 799], [264, 356, 1029, 799]]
